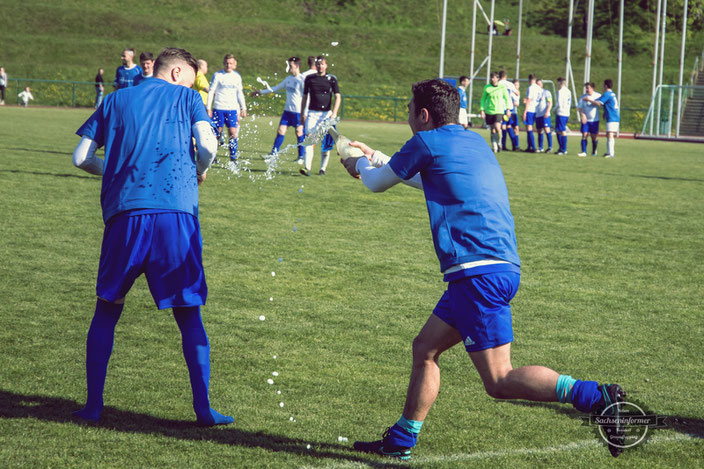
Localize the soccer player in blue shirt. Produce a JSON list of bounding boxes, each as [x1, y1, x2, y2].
[[341, 79, 626, 459], [457, 75, 469, 129], [583, 79, 620, 158], [133, 51, 154, 86], [113, 48, 143, 90], [71, 48, 233, 426]]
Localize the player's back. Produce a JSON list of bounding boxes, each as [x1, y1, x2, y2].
[[600, 91, 620, 122], [390, 125, 520, 271], [86, 78, 206, 222]]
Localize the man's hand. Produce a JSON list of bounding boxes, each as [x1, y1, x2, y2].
[[341, 156, 365, 179], [197, 172, 207, 185], [207, 109, 213, 118], [240, 108, 247, 118], [348, 140, 374, 158]]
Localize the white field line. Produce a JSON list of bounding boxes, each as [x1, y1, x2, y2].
[[304, 433, 696, 469]]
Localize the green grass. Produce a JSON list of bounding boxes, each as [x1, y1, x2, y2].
[[0, 106, 702, 467], [0, 0, 701, 130]]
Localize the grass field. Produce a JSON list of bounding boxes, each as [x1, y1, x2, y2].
[[0, 106, 702, 468]]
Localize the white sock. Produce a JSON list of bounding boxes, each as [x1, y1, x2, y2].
[[608, 137, 615, 156], [320, 151, 330, 171], [304, 146, 314, 171]]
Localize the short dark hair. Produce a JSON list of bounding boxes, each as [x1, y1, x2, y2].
[[604, 79, 613, 89], [588, 81, 596, 89], [528, 73, 535, 81], [154, 48, 199, 76], [315, 55, 326, 64], [411, 79, 460, 127], [459, 75, 469, 83], [557, 77, 565, 85], [223, 53, 235, 64], [308, 56, 316, 67], [140, 52, 154, 62], [490, 71, 499, 80], [288, 56, 301, 65], [498, 70, 507, 79]]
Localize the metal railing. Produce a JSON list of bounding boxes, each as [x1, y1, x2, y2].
[[641, 84, 704, 138], [5, 78, 104, 108]]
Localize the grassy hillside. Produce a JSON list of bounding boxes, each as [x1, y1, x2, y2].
[[0, 0, 701, 129]]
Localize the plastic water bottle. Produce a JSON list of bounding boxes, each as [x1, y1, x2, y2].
[[327, 127, 365, 160]]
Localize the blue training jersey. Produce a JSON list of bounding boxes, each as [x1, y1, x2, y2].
[[76, 78, 211, 223], [114, 65, 143, 89], [388, 125, 520, 274], [458, 87, 468, 109], [596, 90, 620, 123]]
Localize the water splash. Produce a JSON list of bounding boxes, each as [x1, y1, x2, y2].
[[301, 116, 340, 146]]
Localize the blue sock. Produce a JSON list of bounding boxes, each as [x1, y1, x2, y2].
[[547, 133, 553, 149], [272, 134, 285, 153], [592, 140, 598, 154], [73, 299, 124, 421], [507, 128, 517, 149], [387, 422, 419, 448], [297, 134, 305, 158], [527, 131, 535, 150], [581, 139, 587, 153], [229, 138, 238, 160], [501, 129, 507, 148], [538, 133, 544, 150], [173, 306, 233, 426], [556, 375, 603, 413]]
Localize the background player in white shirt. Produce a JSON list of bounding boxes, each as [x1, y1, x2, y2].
[[207, 54, 247, 162], [522, 74, 541, 152], [498, 71, 519, 151], [576, 82, 601, 157], [252, 56, 306, 161], [554, 77, 572, 155], [535, 79, 553, 153]]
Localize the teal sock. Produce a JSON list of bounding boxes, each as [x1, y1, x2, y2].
[[556, 374, 578, 403], [396, 416, 424, 435]]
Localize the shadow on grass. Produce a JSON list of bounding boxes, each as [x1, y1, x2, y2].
[[630, 174, 704, 183], [0, 389, 405, 468], [0, 169, 96, 180], [500, 399, 704, 439]]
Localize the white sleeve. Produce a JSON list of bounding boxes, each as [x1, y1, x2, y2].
[[355, 156, 423, 192], [206, 75, 217, 110], [261, 78, 286, 95], [193, 121, 218, 175], [237, 76, 246, 110], [369, 151, 423, 190], [72, 136, 103, 175]]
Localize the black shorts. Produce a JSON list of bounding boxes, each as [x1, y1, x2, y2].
[[485, 114, 502, 125]]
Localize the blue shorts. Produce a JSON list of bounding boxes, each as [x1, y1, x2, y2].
[[506, 112, 518, 127], [555, 116, 569, 132], [321, 128, 335, 152], [96, 210, 207, 309], [581, 121, 599, 135], [536, 115, 551, 130], [212, 109, 238, 129], [279, 110, 302, 128], [524, 112, 536, 126], [433, 271, 519, 352]]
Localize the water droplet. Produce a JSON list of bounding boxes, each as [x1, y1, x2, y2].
[[273, 355, 277, 359], [272, 371, 279, 376], [293, 227, 297, 232], [259, 315, 266, 321], [271, 271, 276, 276], [278, 258, 283, 262], [279, 402, 285, 407], [269, 297, 274, 301], [267, 378, 274, 384], [331, 41, 339, 46]]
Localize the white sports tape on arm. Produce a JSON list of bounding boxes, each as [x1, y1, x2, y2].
[[193, 121, 218, 175], [72, 136, 103, 175], [368, 150, 423, 190]]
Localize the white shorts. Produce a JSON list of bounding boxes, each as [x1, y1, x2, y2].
[[606, 122, 620, 133], [459, 108, 468, 125], [304, 110, 332, 142]]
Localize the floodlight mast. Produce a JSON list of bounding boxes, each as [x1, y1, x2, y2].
[[487, 0, 495, 82], [468, 0, 478, 115], [650, 0, 662, 134], [584, 0, 595, 83], [439, 0, 448, 78], [516, 0, 523, 79], [676, 0, 688, 137]]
